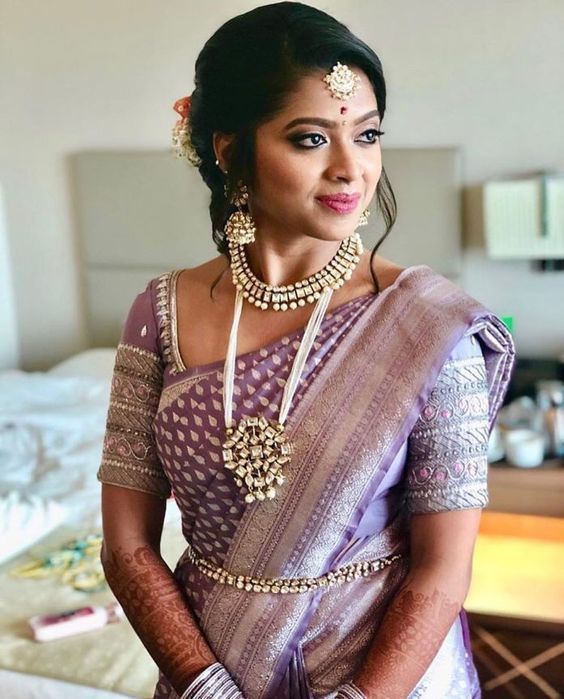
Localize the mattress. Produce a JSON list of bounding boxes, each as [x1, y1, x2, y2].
[[0, 349, 184, 699]]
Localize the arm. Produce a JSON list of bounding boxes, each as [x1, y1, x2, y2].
[[342, 334, 490, 698], [350, 507, 481, 699], [100, 483, 217, 696], [98, 280, 244, 698]]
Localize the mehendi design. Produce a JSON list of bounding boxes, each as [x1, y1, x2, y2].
[[102, 544, 216, 695], [354, 585, 460, 698]]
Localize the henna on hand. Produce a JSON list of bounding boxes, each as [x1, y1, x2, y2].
[[354, 583, 461, 699], [102, 543, 217, 696]]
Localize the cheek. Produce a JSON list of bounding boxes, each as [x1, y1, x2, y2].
[[375, 160, 383, 184], [254, 150, 309, 201], [370, 154, 383, 188]]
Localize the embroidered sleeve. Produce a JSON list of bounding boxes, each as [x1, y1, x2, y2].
[[404, 334, 490, 513], [97, 281, 171, 499]]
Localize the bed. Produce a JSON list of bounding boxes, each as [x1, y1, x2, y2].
[[0, 147, 463, 697], [0, 348, 185, 699]]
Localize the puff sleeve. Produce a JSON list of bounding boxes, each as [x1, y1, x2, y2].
[[404, 333, 490, 514], [97, 280, 171, 499]]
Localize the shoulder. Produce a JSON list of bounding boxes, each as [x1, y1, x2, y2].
[[118, 268, 187, 356], [388, 262, 493, 324], [119, 277, 161, 350], [130, 257, 226, 364], [143, 256, 225, 315], [362, 253, 406, 294]]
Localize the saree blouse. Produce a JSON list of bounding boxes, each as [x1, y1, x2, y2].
[[98, 268, 490, 524]]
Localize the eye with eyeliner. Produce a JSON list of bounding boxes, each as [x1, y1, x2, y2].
[[289, 128, 385, 149]]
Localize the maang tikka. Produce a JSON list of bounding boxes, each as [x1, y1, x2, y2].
[[224, 180, 256, 245]]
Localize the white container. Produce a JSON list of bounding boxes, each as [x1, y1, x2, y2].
[[503, 429, 545, 468], [28, 601, 124, 642], [488, 425, 505, 462]]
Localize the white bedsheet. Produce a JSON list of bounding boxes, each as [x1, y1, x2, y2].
[[0, 368, 111, 530], [0, 350, 181, 699], [0, 670, 134, 699]]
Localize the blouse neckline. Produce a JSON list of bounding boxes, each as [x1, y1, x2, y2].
[[164, 264, 427, 377]]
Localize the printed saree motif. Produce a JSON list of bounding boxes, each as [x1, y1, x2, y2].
[[99, 265, 515, 699], [178, 266, 514, 698]]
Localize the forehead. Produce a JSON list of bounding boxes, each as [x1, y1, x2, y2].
[[278, 67, 378, 118]]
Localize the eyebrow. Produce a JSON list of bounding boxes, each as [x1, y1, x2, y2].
[[284, 109, 380, 130]]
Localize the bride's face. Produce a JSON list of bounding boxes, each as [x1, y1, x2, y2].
[[250, 66, 382, 244]]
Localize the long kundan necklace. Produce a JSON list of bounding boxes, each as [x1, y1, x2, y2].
[[221, 232, 364, 504]]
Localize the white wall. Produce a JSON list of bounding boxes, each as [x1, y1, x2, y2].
[[0, 185, 19, 369], [2, 0, 563, 369]]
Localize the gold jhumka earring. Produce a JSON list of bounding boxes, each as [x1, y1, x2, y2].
[[358, 209, 371, 227], [224, 181, 256, 245]]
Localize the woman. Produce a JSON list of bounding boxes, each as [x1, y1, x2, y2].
[[98, 3, 515, 698]]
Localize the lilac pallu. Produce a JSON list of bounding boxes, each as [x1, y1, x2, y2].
[[98, 265, 515, 699]]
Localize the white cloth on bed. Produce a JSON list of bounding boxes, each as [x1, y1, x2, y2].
[[0, 369, 111, 530], [0, 492, 66, 564], [0, 351, 181, 698], [0, 669, 133, 699]]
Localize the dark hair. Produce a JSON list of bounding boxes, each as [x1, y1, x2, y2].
[[188, 1, 397, 295]]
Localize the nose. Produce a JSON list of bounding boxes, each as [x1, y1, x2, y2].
[[325, 141, 363, 183]]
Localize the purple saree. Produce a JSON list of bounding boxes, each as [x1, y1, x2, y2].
[[98, 264, 515, 699]]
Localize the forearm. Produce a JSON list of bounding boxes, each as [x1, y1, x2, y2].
[[353, 561, 470, 699], [102, 541, 216, 696]]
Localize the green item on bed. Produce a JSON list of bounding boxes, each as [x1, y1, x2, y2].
[[10, 534, 106, 592]]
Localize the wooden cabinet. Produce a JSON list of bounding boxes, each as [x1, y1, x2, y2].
[[487, 459, 564, 517]]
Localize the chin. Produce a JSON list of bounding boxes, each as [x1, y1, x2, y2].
[[317, 222, 359, 241]]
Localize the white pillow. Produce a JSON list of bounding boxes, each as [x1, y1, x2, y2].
[[48, 348, 117, 382], [0, 491, 66, 564]]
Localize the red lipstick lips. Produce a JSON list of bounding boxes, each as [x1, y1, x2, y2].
[[316, 193, 361, 214]]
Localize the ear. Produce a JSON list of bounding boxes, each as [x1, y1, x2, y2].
[[213, 132, 235, 173]]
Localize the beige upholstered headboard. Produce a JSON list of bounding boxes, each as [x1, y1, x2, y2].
[[71, 147, 461, 347]]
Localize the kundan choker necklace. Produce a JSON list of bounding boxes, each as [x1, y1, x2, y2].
[[221, 235, 363, 504], [228, 232, 364, 311]]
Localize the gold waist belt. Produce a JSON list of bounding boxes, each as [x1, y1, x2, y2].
[[185, 541, 402, 594]]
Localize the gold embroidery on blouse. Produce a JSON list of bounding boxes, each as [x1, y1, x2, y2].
[[97, 342, 170, 499], [155, 270, 186, 375], [117, 343, 160, 362]]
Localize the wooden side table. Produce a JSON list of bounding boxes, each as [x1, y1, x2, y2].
[[487, 458, 564, 517], [467, 512, 564, 627]]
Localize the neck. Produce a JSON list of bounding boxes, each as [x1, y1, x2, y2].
[[241, 237, 344, 287]]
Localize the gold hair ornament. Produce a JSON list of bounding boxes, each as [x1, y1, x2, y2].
[[323, 62, 361, 101], [171, 95, 202, 167]]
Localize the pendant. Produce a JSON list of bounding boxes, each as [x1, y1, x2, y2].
[[222, 416, 294, 503]]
